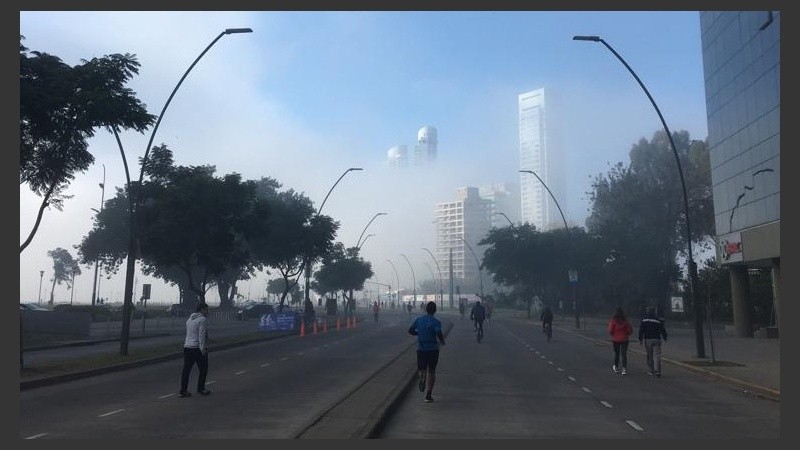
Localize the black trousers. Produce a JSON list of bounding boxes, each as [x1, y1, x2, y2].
[[180, 347, 208, 393], [612, 341, 629, 368]]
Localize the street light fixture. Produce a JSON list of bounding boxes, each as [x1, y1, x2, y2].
[[400, 253, 417, 306], [304, 167, 364, 305], [493, 211, 515, 228], [38, 270, 44, 305], [358, 234, 376, 251], [456, 236, 484, 300], [117, 27, 253, 356], [573, 34, 705, 358], [356, 212, 387, 249], [421, 247, 444, 308], [519, 169, 576, 327], [386, 259, 401, 307]]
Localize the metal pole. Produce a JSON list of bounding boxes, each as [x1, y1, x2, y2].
[[707, 295, 716, 363], [422, 247, 444, 308], [37, 270, 44, 305], [457, 236, 484, 299], [449, 248, 454, 309], [400, 254, 417, 306], [91, 164, 105, 306], [387, 259, 400, 308], [356, 212, 387, 249], [573, 35, 705, 358], [119, 28, 253, 356]]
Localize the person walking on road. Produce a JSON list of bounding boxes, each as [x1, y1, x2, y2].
[[470, 300, 486, 338], [608, 307, 633, 375], [408, 301, 446, 403], [179, 303, 211, 397], [638, 306, 668, 377]]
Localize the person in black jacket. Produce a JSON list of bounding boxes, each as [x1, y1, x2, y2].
[[638, 306, 668, 377]]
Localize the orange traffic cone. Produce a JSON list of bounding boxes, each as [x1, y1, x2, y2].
[[313, 320, 318, 335], [299, 319, 306, 337]]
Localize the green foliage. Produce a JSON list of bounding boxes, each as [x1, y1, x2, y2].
[[46, 247, 81, 303], [314, 243, 374, 299]]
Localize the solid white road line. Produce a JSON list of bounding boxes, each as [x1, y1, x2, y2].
[[582, 387, 593, 393], [158, 393, 176, 399], [568, 376, 577, 382], [600, 401, 613, 408], [626, 420, 644, 432], [98, 409, 125, 418], [235, 370, 247, 375], [25, 433, 48, 439]]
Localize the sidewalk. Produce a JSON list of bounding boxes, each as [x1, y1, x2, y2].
[[543, 314, 780, 400]]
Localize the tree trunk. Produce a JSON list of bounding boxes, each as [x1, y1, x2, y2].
[[217, 281, 234, 310], [49, 277, 57, 305], [20, 183, 56, 253]]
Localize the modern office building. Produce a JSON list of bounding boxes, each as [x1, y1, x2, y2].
[[414, 126, 438, 165], [700, 11, 780, 336], [480, 182, 521, 229], [518, 88, 565, 231], [435, 187, 492, 282]]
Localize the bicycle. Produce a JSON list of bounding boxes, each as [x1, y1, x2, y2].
[[543, 322, 552, 342]]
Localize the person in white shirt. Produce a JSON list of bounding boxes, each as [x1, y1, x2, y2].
[[179, 303, 210, 397]]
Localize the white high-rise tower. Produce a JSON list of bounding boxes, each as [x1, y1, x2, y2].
[[414, 126, 438, 165]]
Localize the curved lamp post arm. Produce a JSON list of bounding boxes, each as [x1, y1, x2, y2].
[[399, 253, 417, 303], [386, 259, 401, 304], [358, 234, 376, 251], [421, 247, 444, 299], [519, 170, 568, 231], [574, 34, 703, 357], [493, 211, 514, 228], [457, 236, 484, 298], [317, 167, 363, 215], [357, 212, 387, 248]]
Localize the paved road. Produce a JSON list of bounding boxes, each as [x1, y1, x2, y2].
[[377, 314, 780, 438], [20, 311, 413, 439]]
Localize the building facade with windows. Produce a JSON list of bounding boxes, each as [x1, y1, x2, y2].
[[435, 187, 491, 283], [700, 11, 780, 336]]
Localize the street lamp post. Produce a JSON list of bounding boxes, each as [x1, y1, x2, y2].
[[304, 167, 364, 305], [493, 211, 515, 228], [519, 169, 576, 327], [117, 27, 253, 356], [386, 259, 401, 308], [399, 253, 417, 306], [573, 35, 705, 358], [421, 247, 444, 308], [91, 164, 106, 307], [457, 236, 484, 300], [37, 270, 44, 305], [356, 212, 387, 249], [358, 234, 376, 251]]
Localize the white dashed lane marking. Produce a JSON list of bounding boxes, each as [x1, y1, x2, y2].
[[158, 393, 175, 399], [207, 380, 216, 385], [548, 361, 554, 365], [25, 433, 48, 439], [280, 357, 289, 361], [626, 420, 644, 432], [98, 409, 125, 418], [297, 352, 305, 355], [235, 371, 247, 375], [261, 363, 271, 367], [600, 401, 613, 408], [582, 387, 593, 393], [568, 376, 577, 382], [556, 367, 564, 372]]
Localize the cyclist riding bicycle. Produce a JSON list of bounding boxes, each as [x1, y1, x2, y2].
[[540, 305, 554, 341], [470, 300, 486, 338]]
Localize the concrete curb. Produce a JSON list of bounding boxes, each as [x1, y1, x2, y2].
[[20, 331, 296, 391], [557, 324, 780, 402]]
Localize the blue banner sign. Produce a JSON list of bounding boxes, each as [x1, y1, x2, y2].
[[258, 312, 296, 331]]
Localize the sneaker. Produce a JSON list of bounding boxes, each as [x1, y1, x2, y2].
[[425, 395, 434, 403], [179, 391, 191, 398], [418, 372, 427, 392], [656, 372, 662, 378], [612, 365, 618, 373], [197, 389, 211, 396], [648, 371, 655, 376], [620, 367, 627, 375]]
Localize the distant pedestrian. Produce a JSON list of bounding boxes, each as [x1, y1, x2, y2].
[[608, 307, 633, 375], [179, 303, 211, 397], [408, 301, 446, 403], [638, 306, 668, 377]]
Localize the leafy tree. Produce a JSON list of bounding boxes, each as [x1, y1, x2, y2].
[[46, 247, 81, 304], [20, 37, 155, 253], [267, 278, 301, 308], [251, 179, 338, 312], [314, 243, 373, 312]]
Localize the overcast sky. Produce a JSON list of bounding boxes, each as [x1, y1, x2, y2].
[[19, 11, 709, 305]]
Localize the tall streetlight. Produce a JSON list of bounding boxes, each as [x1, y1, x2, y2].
[[90, 164, 106, 306], [117, 27, 253, 355], [358, 234, 376, 251], [421, 247, 444, 307], [519, 169, 576, 327], [457, 236, 484, 300], [399, 253, 417, 306], [573, 35, 705, 357], [356, 212, 387, 249], [386, 259, 401, 307], [304, 167, 364, 305], [37, 270, 44, 305], [493, 211, 515, 228]]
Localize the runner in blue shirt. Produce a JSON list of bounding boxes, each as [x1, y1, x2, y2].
[[408, 301, 446, 403]]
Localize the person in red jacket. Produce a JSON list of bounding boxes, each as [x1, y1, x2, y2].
[[608, 307, 633, 375]]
